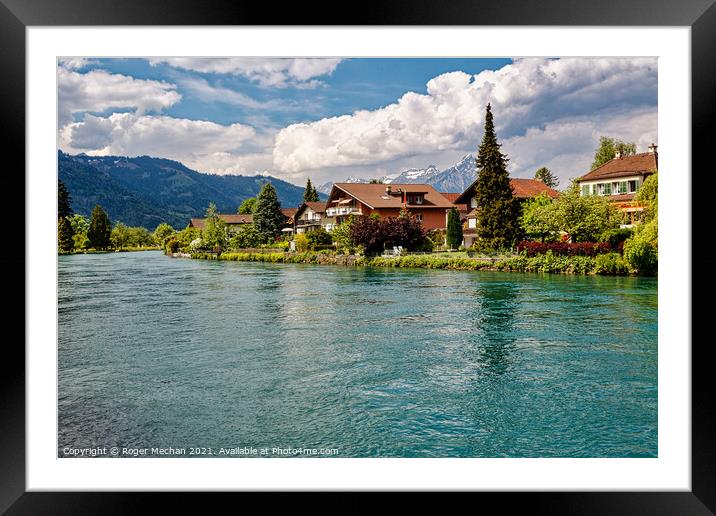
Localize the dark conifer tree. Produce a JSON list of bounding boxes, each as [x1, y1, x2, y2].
[[58, 216, 75, 252], [58, 180, 73, 219], [253, 182, 284, 243], [446, 207, 463, 249], [303, 178, 319, 202], [87, 205, 112, 249], [473, 103, 520, 249]]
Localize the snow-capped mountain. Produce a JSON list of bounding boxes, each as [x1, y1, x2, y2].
[[317, 154, 476, 195]]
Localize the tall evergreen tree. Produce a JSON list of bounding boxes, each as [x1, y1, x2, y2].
[[58, 216, 75, 252], [446, 207, 463, 249], [534, 167, 559, 188], [87, 205, 112, 249], [303, 178, 319, 202], [58, 179, 73, 219], [253, 182, 284, 243], [473, 103, 520, 249]]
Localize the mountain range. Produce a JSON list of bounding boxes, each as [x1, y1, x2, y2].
[[58, 152, 323, 229], [317, 154, 477, 195]]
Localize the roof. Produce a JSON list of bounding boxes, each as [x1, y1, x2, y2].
[[330, 183, 454, 209], [189, 213, 253, 229], [281, 208, 298, 218], [440, 192, 462, 203], [304, 201, 327, 213], [454, 178, 560, 205], [578, 152, 658, 181]]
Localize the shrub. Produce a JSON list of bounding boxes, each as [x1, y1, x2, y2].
[[306, 228, 333, 249], [594, 252, 629, 275], [350, 211, 426, 254], [623, 238, 657, 274], [165, 237, 179, 254], [516, 241, 612, 257], [228, 224, 263, 250], [294, 233, 310, 252], [600, 227, 633, 248]]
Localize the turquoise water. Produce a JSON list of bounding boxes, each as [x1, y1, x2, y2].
[[58, 251, 657, 457]]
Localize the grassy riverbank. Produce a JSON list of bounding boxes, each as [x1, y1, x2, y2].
[[60, 246, 161, 255], [187, 250, 646, 275]]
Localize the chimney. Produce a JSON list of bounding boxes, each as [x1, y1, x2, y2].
[[385, 185, 391, 195], [614, 150, 622, 159], [648, 143, 658, 154]]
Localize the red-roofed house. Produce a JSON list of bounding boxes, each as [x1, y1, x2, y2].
[[188, 214, 254, 230], [325, 183, 455, 230], [575, 144, 657, 226], [294, 201, 328, 233], [453, 177, 560, 247]]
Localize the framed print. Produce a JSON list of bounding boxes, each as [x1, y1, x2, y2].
[[5, 0, 713, 511]]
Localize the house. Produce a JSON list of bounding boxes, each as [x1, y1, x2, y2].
[[188, 214, 253, 230], [575, 144, 657, 226], [324, 183, 455, 230], [293, 202, 328, 233], [453, 178, 560, 247]]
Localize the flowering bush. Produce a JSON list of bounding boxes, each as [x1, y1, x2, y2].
[[516, 241, 612, 257], [350, 211, 426, 254]]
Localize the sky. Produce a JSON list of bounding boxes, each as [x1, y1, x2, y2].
[[57, 57, 658, 187]]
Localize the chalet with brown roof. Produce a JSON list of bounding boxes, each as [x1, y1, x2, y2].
[[188, 214, 253, 230], [576, 144, 657, 226], [453, 177, 560, 247], [294, 201, 328, 233], [325, 183, 455, 230]]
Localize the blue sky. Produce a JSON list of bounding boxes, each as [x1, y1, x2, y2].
[[58, 57, 657, 186]]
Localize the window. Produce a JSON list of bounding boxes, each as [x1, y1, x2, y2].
[[468, 218, 476, 229], [471, 197, 478, 208], [619, 181, 627, 194], [415, 213, 423, 222], [581, 184, 590, 196], [603, 183, 611, 195], [628, 180, 639, 193]]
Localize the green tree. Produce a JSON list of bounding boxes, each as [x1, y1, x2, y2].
[[369, 178, 384, 184], [473, 103, 521, 249], [635, 171, 658, 223], [238, 197, 256, 214], [303, 178, 319, 202], [202, 202, 227, 249], [534, 167, 559, 188], [228, 224, 263, 249], [111, 222, 131, 249], [253, 182, 284, 243], [331, 214, 356, 254], [127, 226, 154, 247], [58, 216, 74, 252], [591, 136, 637, 169], [623, 171, 658, 273], [153, 223, 175, 246], [306, 228, 333, 249], [553, 185, 620, 242], [446, 207, 463, 249], [69, 214, 89, 250], [58, 180, 73, 220], [519, 192, 560, 242], [87, 205, 112, 249]]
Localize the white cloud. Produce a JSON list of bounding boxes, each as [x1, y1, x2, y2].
[[272, 58, 657, 175], [148, 57, 343, 88], [58, 57, 98, 70], [58, 67, 181, 127], [59, 113, 259, 174]]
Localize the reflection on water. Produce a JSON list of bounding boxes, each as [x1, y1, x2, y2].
[[58, 252, 657, 457]]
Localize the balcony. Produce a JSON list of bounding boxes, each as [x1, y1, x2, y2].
[[295, 218, 322, 227], [326, 207, 360, 216]]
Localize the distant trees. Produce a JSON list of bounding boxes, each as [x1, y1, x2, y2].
[[238, 197, 256, 214], [473, 103, 521, 250], [303, 179, 319, 202], [253, 182, 284, 243], [534, 167, 559, 189], [87, 205, 112, 250], [446, 207, 463, 249], [369, 178, 384, 184], [591, 136, 637, 169], [111, 222, 131, 249]]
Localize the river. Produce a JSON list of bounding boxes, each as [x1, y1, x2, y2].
[[58, 250, 657, 457]]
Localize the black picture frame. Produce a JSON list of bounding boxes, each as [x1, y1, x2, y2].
[[4, 0, 712, 511]]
